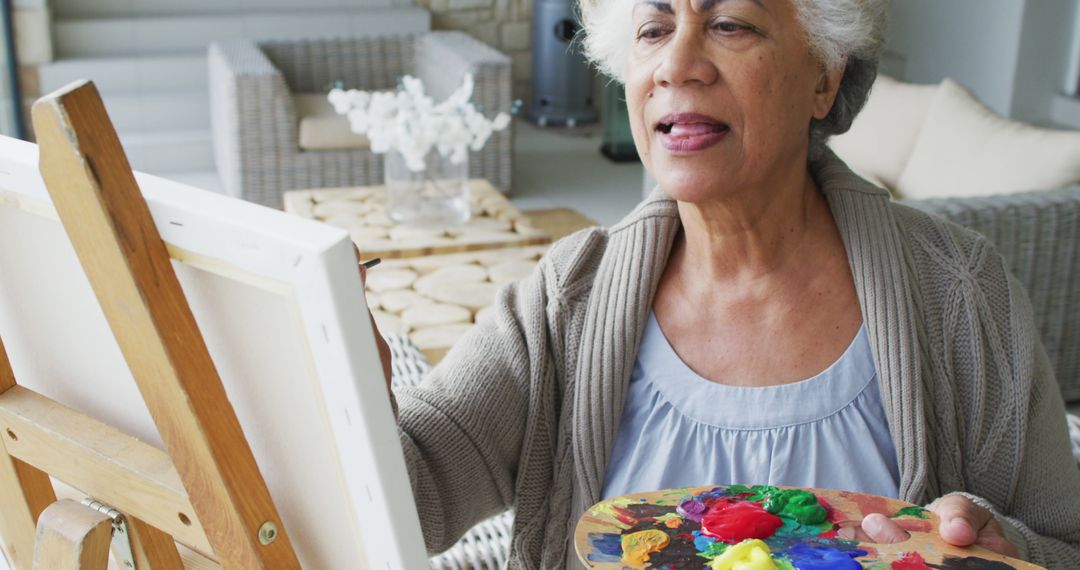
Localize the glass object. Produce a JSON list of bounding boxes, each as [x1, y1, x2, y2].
[[383, 150, 471, 227]]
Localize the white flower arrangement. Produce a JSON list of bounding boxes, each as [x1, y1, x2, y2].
[[328, 74, 511, 173]]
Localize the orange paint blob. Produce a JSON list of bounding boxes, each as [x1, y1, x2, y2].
[[620, 529, 671, 567]]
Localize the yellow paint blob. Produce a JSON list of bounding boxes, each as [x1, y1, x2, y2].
[[620, 529, 670, 567], [708, 539, 778, 570]]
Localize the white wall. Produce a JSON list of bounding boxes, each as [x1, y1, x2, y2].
[[884, 0, 1026, 116], [884, 0, 1080, 127], [1012, 0, 1079, 125]]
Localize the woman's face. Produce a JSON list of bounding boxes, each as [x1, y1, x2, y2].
[[625, 0, 842, 203]]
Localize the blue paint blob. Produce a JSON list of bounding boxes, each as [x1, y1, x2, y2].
[[586, 532, 622, 563], [692, 530, 717, 553], [783, 542, 867, 570]]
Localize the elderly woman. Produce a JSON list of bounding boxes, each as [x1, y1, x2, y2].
[[370, 0, 1080, 567]]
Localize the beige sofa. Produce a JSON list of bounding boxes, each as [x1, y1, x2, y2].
[[829, 75, 1080, 199]]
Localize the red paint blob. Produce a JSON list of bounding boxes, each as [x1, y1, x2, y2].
[[892, 551, 933, 569], [700, 501, 783, 543], [818, 497, 840, 523], [611, 507, 637, 526]]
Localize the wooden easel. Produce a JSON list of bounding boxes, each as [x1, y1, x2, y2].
[[0, 81, 302, 568]]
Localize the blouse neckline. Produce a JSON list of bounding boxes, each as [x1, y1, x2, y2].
[[640, 311, 875, 429]]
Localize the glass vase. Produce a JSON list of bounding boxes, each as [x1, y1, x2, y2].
[[383, 150, 471, 227]]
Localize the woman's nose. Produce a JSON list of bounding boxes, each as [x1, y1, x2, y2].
[[653, 29, 719, 88]]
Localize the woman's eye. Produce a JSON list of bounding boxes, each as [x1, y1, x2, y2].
[[713, 20, 747, 33], [637, 25, 668, 40]]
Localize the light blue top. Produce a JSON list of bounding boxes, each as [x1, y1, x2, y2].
[[601, 312, 901, 500]]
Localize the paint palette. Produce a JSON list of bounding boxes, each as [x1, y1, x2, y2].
[[574, 485, 1044, 569]]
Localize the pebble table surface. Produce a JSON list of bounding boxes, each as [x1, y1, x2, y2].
[[283, 179, 551, 259], [284, 181, 596, 362]]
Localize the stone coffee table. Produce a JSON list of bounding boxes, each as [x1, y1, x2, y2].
[[284, 179, 551, 259], [284, 181, 595, 362]]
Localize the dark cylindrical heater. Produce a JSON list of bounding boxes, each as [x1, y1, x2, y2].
[[600, 83, 638, 162], [528, 0, 597, 127]]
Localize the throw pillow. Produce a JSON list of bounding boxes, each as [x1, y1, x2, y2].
[[828, 75, 938, 192], [897, 79, 1080, 200], [294, 93, 371, 151]]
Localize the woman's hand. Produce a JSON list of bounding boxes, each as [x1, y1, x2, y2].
[[354, 246, 393, 393], [856, 494, 1020, 559]]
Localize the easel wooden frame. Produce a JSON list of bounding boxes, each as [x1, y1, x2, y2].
[[0, 80, 302, 568]]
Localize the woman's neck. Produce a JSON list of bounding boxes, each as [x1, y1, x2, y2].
[[674, 169, 826, 288]]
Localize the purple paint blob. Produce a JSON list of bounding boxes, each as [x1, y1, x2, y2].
[[678, 499, 707, 522]]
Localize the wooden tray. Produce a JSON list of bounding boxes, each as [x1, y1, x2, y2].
[[575, 485, 1043, 569], [283, 179, 550, 259]]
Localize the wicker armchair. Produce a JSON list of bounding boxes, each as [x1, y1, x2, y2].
[[208, 32, 513, 209]]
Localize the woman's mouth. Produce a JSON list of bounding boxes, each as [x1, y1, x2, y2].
[[656, 113, 730, 152]]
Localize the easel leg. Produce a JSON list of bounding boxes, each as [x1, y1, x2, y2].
[[126, 516, 182, 569], [0, 338, 57, 570], [0, 453, 55, 570], [32, 500, 112, 570]]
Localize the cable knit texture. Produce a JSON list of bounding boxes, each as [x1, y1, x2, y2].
[[395, 150, 1080, 569]]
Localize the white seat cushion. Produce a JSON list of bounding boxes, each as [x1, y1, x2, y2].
[[828, 75, 938, 192], [897, 79, 1080, 200], [294, 93, 371, 151]]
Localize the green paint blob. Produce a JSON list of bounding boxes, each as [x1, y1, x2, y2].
[[773, 516, 832, 539], [891, 506, 930, 519], [773, 557, 796, 570], [697, 541, 729, 559], [729, 486, 828, 525]]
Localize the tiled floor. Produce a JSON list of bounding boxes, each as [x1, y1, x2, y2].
[[510, 121, 646, 226]]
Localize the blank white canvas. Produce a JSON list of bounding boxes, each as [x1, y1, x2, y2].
[[0, 135, 428, 569]]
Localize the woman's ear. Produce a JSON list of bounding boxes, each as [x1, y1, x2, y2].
[[813, 64, 845, 120]]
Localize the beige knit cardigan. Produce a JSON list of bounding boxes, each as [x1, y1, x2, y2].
[[396, 151, 1080, 569]]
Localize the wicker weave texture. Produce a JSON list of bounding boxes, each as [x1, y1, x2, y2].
[[907, 187, 1080, 402], [208, 32, 513, 210]]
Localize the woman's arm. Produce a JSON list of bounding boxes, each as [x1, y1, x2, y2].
[[393, 262, 557, 554], [945, 250, 1080, 567], [953, 301, 1080, 567], [862, 256, 1080, 567]]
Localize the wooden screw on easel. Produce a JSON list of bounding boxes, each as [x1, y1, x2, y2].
[[0, 80, 303, 568]]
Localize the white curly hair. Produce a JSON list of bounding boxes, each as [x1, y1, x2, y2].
[[577, 0, 889, 156]]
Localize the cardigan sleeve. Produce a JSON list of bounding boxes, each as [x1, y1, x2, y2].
[[947, 249, 1080, 568], [393, 261, 556, 554]]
